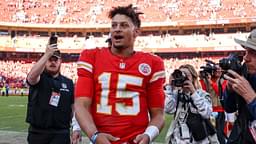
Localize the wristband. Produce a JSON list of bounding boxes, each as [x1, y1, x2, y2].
[[143, 125, 159, 142], [71, 114, 81, 132], [90, 131, 100, 144], [72, 124, 81, 132]]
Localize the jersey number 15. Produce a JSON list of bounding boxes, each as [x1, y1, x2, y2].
[[97, 72, 143, 116]]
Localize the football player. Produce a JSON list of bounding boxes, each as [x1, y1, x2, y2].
[[75, 4, 166, 144]]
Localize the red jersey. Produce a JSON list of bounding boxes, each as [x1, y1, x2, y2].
[[200, 79, 224, 112], [75, 48, 165, 143]]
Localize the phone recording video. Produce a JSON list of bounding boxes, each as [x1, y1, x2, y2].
[[49, 34, 58, 46]]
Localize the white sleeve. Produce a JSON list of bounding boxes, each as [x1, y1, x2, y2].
[[164, 90, 178, 114], [190, 89, 213, 119]]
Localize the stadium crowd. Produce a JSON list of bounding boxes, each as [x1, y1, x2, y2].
[[0, 32, 248, 51], [0, 1, 255, 144], [1, 0, 256, 24], [0, 60, 77, 95], [0, 57, 220, 95]]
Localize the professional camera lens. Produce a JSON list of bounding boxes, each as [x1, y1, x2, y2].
[[199, 60, 217, 77], [219, 54, 242, 73], [171, 69, 188, 87]]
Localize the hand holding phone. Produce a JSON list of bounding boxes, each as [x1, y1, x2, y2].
[[46, 34, 59, 56], [49, 34, 58, 47]]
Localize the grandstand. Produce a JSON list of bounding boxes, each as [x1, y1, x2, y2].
[[1, 0, 256, 24], [1, 0, 255, 95], [1, 1, 256, 143], [0, 1, 255, 85]]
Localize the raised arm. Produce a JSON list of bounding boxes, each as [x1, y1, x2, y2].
[[27, 44, 58, 85]]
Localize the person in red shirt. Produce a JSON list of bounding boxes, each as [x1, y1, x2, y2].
[[74, 4, 165, 144], [200, 65, 224, 112], [199, 64, 227, 144]]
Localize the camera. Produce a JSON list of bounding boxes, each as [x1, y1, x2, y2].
[[199, 60, 217, 78], [171, 69, 188, 87], [219, 53, 243, 74]]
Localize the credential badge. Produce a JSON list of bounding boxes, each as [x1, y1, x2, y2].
[[138, 63, 151, 76], [61, 83, 67, 89]]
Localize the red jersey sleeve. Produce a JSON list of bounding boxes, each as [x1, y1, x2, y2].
[[75, 49, 97, 98], [211, 81, 219, 96], [147, 56, 165, 108], [200, 79, 207, 91]]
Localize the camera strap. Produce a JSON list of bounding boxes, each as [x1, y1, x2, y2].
[[218, 74, 225, 107], [174, 90, 181, 117], [174, 91, 190, 121]]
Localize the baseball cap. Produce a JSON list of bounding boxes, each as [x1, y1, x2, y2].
[[234, 29, 256, 51], [52, 50, 61, 59]]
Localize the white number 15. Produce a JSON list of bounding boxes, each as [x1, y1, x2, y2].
[[97, 72, 143, 115]]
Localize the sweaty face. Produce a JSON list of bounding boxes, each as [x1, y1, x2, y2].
[[243, 48, 256, 74], [110, 14, 137, 50], [45, 57, 61, 75]]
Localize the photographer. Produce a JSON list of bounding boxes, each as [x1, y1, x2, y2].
[[165, 64, 219, 144], [222, 29, 256, 143], [199, 61, 223, 112], [199, 62, 227, 144]]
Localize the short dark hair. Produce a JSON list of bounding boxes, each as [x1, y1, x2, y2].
[[108, 4, 143, 28]]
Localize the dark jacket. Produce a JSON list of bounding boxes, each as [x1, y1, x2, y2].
[[223, 74, 256, 144]]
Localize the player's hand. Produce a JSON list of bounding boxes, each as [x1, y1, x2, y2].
[[71, 130, 82, 144], [96, 133, 120, 144], [133, 134, 150, 144], [224, 70, 256, 103]]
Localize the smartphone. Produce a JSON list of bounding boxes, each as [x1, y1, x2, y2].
[[49, 34, 58, 45]]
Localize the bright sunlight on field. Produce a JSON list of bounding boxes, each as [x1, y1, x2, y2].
[[0, 96, 172, 144]]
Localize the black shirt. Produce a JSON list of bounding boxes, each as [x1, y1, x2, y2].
[[26, 72, 74, 130]]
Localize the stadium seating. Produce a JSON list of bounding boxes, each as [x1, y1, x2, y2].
[[0, 0, 255, 24], [0, 0, 252, 94], [0, 57, 221, 90], [0, 32, 248, 51]]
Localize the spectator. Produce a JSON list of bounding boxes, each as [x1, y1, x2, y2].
[[1, 84, 6, 96], [25, 41, 81, 144], [5, 83, 9, 96], [20, 87, 24, 96]]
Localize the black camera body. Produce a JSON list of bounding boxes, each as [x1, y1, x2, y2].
[[219, 53, 243, 74], [199, 70, 208, 79], [199, 60, 217, 78], [171, 69, 188, 87]]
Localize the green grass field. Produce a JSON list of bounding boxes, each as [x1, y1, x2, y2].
[[0, 96, 28, 132], [0, 96, 172, 143], [155, 114, 172, 143]]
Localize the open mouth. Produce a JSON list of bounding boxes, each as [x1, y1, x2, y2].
[[50, 65, 56, 68], [114, 35, 124, 41]]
